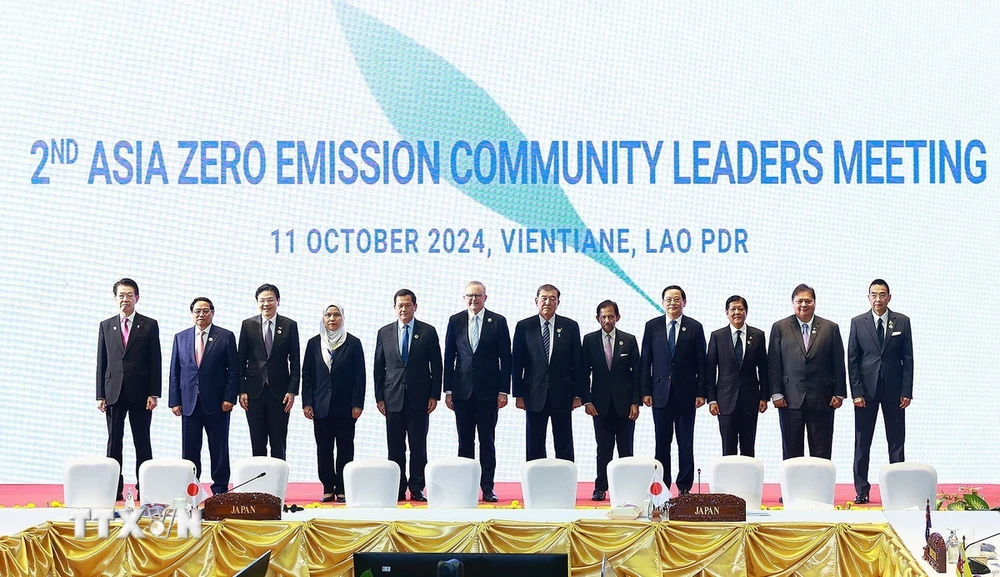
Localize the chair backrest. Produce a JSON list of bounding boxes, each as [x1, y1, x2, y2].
[[879, 462, 938, 511], [778, 457, 836, 510], [607, 457, 664, 507], [708, 456, 764, 510], [137, 458, 198, 505], [63, 456, 120, 508], [232, 456, 290, 505], [520, 458, 578, 509], [425, 457, 481, 509], [343, 459, 401, 508]]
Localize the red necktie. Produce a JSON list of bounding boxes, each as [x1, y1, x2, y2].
[[196, 330, 205, 367]]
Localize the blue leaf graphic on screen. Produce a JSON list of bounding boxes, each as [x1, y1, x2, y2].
[[335, 2, 660, 312]]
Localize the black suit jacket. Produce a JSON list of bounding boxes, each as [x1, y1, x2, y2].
[[443, 310, 512, 401], [168, 325, 239, 416], [583, 329, 640, 418], [768, 315, 847, 411], [848, 309, 913, 401], [302, 333, 366, 419], [97, 313, 162, 404], [511, 315, 586, 412], [640, 315, 706, 408], [706, 325, 769, 415], [373, 320, 443, 412], [237, 314, 300, 398]]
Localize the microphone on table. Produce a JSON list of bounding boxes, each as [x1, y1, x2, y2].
[[697, 469, 702, 494], [217, 472, 267, 495]]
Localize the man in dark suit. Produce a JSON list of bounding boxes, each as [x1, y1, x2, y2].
[[706, 295, 769, 457], [374, 289, 443, 502], [848, 279, 913, 504], [640, 285, 706, 494], [511, 284, 586, 462], [169, 297, 239, 495], [768, 284, 847, 460], [96, 278, 161, 500], [238, 284, 300, 460], [443, 281, 511, 503], [582, 300, 640, 501]]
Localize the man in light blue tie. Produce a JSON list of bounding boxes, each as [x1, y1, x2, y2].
[[767, 284, 847, 460], [374, 289, 442, 502]]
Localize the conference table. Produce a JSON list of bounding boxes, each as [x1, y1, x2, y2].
[[2, 506, 996, 576]]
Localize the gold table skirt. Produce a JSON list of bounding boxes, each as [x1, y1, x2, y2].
[[0, 519, 925, 576]]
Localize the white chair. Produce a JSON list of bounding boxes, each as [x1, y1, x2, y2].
[[63, 456, 120, 508], [343, 459, 401, 508], [520, 458, 578, 509], [879, 462, 938, 511], [137, 458, 198, 505], [778, 457, 836, 510], [607, 457, 665, 507], [425, 457, 481, 509], [708, 456, 765, 510], [232, 456, 289, 505]]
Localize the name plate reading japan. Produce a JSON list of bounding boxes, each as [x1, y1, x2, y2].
[[203, 492, 282, 521], [668, 493, 746, 522]]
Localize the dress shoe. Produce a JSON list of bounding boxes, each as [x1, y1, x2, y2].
[[398, 493, 407, 502], [592, 490, 606, 501], [483, 490, 499, 503], [679, 490, 690, 495], [854, 493, 870, 505], [410, 491, 427, 502], [335, 494, 346, 503], [116, 493, 124, 501], [321, 493, 335, 503]]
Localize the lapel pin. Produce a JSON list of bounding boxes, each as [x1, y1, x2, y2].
[[748, 336, 754, 343], [681, 326, 687, 332], [113, 326, 117, 331], [811, 328, 817, 334], [487, 317, 493, 323], [619, 341, 623, 345], [414, 334, 419, 339], [277, 328, 282, 335], [208, 337, 214, 342]]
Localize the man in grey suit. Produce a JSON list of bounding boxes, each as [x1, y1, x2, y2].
[[582, 300, 640, 501], [374, 289, 443, 502], [706, 295, 769, 457], [768, 284, 847, 460], [443, 281, 511, 503], [848, 279, 913, 504]]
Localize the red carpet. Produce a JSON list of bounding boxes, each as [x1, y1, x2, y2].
[[2, 483, 996, 509]]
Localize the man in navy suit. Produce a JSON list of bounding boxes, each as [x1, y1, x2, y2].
[[443, 281, 511, 502], [706, 295, 769, 457], [848, 279, 913, 504], [511, 284, 587, 462], [238, 284, 300, 460], [169, 297, 239, 495], [582, 300, 640, 501], [97, 278, 161, 500], [768, 284, 847, 460], [374, 289, 443, 502], [640, 285, 706, 494]]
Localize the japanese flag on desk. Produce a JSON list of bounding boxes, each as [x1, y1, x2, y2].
[[648, 465, 666, 509], [187, 481, 209, 506]]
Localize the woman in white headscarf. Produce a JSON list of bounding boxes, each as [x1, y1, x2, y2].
[[302, 302, 365, 502]]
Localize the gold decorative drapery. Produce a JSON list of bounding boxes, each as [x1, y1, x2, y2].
[[0, 520, 925, 576]]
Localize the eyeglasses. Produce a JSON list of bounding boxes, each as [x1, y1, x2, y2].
[[869, 292, 889, 299], [192, 309, 213, 316], [794, 299, 814, 306], [257, 297, 277, 304], [663, 297, 683, 304], [465, 294, 484, 300], [727, 307, 746, 313]]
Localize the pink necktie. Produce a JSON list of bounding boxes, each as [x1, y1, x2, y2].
[[121, 318, 130, 347], [604, 334, 613, 370], [196, 330, 205, 367]]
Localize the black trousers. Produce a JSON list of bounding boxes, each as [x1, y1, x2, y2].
[[853, 378, 905, 495], [247, 386, 289, 460], [181, 397, 232, 494], [106, 396, 152, 497], [386, 399, 429, 497], [652, 397, 695, 491], [313, 413, 357, 495], [453, 398, 498, 491], [778, 405, 834, 460], [525, 396, 574, 462], [592, 404, 635, 492], [718, 403, 759, 457]]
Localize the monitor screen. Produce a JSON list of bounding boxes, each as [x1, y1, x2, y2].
[[352, 552, 568, 577]]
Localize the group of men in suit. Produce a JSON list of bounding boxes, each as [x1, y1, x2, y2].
[[96, 277, 912, 506]]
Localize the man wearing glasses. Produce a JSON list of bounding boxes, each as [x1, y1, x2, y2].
[[641, 285, 707, 495], [768, 284, 847, 461], [169, 298, 239, 495], [443, 281, 511, 502], [848, 279, 913, 504]]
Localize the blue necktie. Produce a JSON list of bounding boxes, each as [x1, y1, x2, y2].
[[401, 324, 410, 364], [471, 315, 480, 353], [734, 329, 743, 366], [668, 320, 677, 355]]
